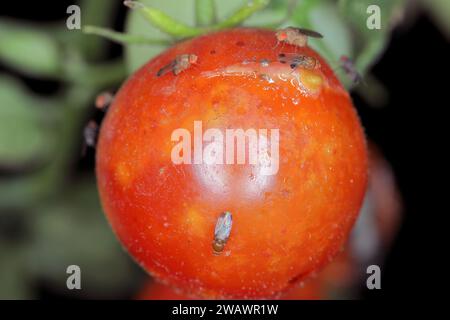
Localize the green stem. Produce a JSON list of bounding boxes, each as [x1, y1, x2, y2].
[[124, 0, 204, 38], [212, 0, 270, 29], [195, 0, 217, 26], [124, 0, 270, 39], [83, 25, 172, 46], [77, 0, 120, 59]]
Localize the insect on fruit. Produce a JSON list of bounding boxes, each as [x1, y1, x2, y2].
[[212, 211, 233, 255], [95, 91, 114, 112], [157, 54, 198, 77], [81, 120, 99, 155], [81, 92, 113, 155], [295, 27, 323, 38], [339, 55, 362, 84], [278, 53, 319, 70], [275, 27, 323, 48]]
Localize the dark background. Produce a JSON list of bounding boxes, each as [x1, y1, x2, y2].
[[359, 15, 446, 299]]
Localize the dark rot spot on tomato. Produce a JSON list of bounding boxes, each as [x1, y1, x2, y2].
[[288, 272, 308, 285], [236, 40, 245, 47], [96, 28, 368, 299]]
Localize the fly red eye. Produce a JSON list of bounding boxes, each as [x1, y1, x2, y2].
[[190, 55, 198, 64]]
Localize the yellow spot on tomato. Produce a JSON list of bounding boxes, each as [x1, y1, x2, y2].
[[301, 70, 323, 93], [115, 162, 132, 188], [184, 208, 208, 238]]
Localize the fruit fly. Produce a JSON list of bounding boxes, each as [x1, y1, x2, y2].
[[212, 211, 233, 255], [95, 91, 114, 112], [157, 54, 198, 77], [81, 120, 99, 155], [339, 55, 362, 84], [278, 53, 319, 70], [275, 27, 323, 48]]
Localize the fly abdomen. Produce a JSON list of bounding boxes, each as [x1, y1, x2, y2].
[[213, 211, 233, 254]]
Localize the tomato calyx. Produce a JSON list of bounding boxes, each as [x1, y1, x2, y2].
[[83, 0, 271, 46]]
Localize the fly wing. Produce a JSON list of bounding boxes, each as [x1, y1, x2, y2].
[[214, 212, 233, 242], [83, 121, 98, 147], [296, 28, 323, 38], [157, 61, 176, 77], [277, 52, 299, 64], [278, 52, 307, 59], [278, 53, 318, 70]]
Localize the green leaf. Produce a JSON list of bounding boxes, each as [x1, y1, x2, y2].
[[306, 1, 354, 62], [0, 75, 57, 169], [339, 0, 404, 37], [0, 244, 33, 299], [26, 179, 144, 297], [0, 19, 62, 78], [339, 0, 405, 75], [213, 0, 270, 29], [0, 86, 93, 209], [420, 0, 450, 38], [242, 0, 291, 28]]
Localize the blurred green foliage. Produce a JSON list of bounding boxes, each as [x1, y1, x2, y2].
[[26, 179, 142, 298], [0, 20, 62, 78], [0, 75, 57, 169], [0, 1, 143, 299], [0, 0, 447, 299]]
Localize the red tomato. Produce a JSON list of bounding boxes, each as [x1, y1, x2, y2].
[[136, 281, 196, 300], [136, 251, 352, 300], [96, 28, 368, 298]]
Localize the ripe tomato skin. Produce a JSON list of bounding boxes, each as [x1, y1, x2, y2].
[[96, 28, 368, 299], [137, 281, 195, 300], [137, 251, 351, 300], [136, 278, 323, 300]]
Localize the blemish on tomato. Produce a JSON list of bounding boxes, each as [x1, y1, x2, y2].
[[300, 70, 324, 93], [260, 74, 275, 84], [115, 162, 132, 188], [291, 98, 300, 105], [201, 61, 321, 96], [184, 208, 208, 237]]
